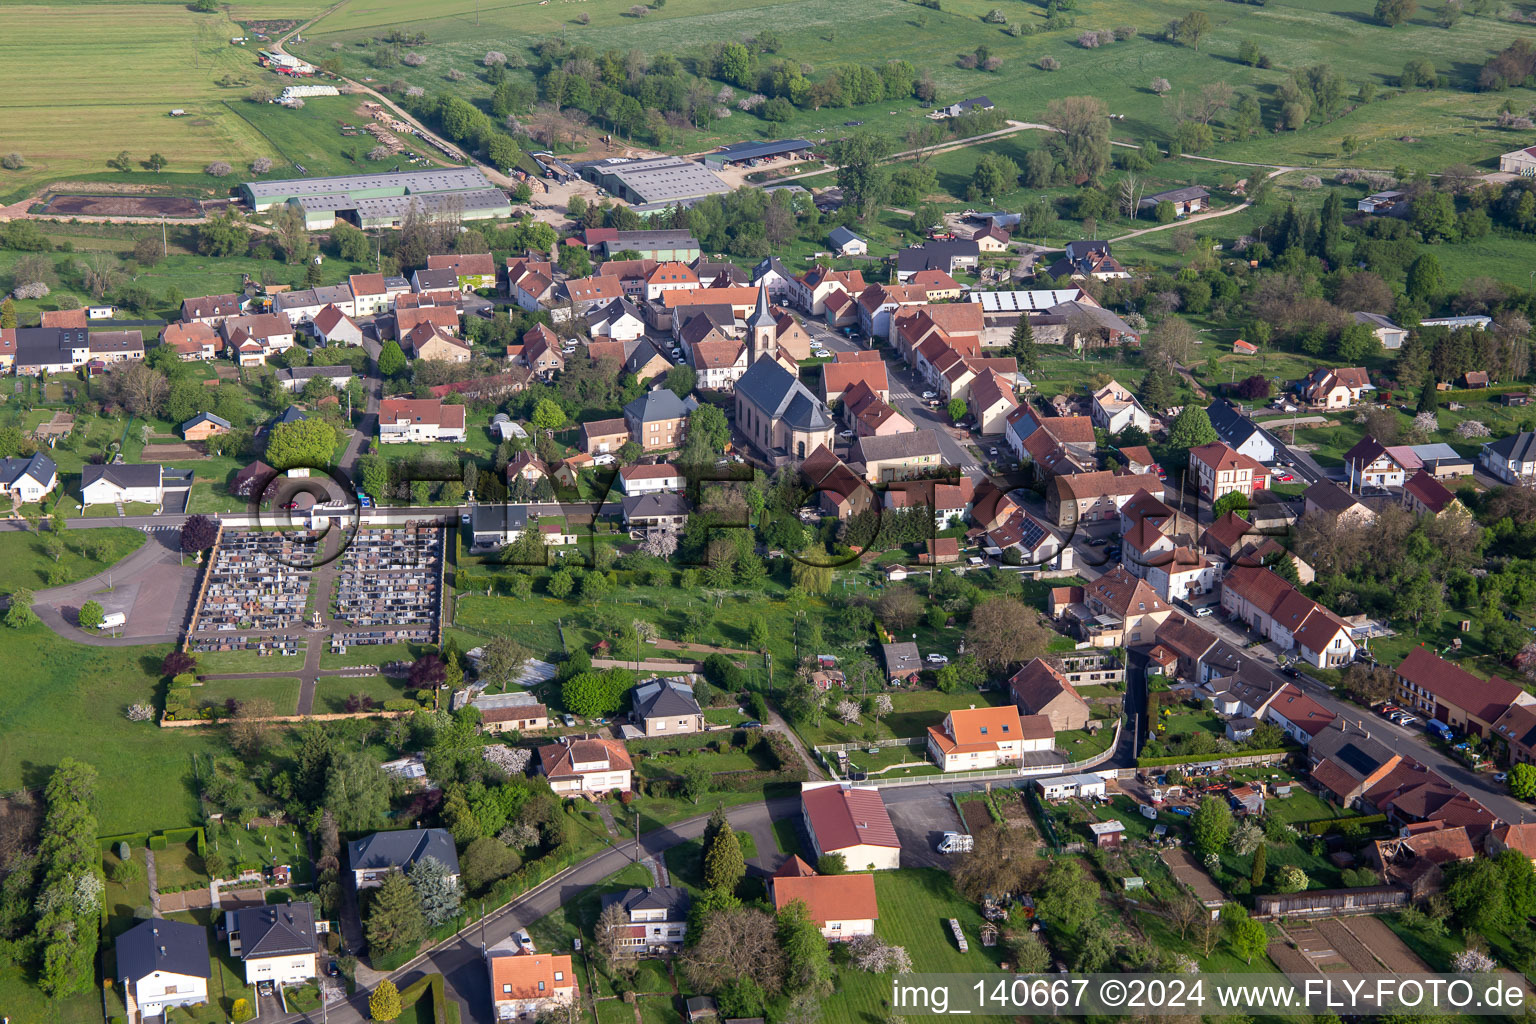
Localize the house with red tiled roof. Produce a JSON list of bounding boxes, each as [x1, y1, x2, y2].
[[1006, 406, 1098, 478], [427, 252, 497, 291], [1077, 565, 1174, 647], [790, 266, 867, 317], [801, 445, 875, 520], [1373, 826, 1475, 898], [1263, 684, 1337, 743], [1486, 822, 1536, 863], [968, 368, 1019, 435], [378, 398, 467, 443], [842, 379, 915, 438], [1395, 647, 1532, 737], [346, 273, 394, 317], [1490, 703, 1536, 766], [486, 948, 576, 1019], [1190, 442, 1270, 500], [1008, 659, 1090, 731], [822, 358, 890, 405], [160, 322, 219, 361], [800, 783, 900, 871], [522, 323, 565, 376], [1401, 469, 1465, 518], [1047, 470, 1164, 527], [1220, 566, 1356, 668], [884, 475, 974, 528], [770, 870, 879, 941], [1299, 366, 1372, 409], [537, 737, 633, 795], [919, 537, 960, 564], [927, 705, 1052, 770], [507, 257, 557, 310], [643, 261, 699, 302]]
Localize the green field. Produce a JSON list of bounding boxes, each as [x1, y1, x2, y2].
[[0, 526, 145, 593], [194, 675, 303, 713], [0, 5, 276, 197], [0, 624, 224, 834]]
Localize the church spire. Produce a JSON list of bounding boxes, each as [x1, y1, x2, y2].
[[748, 281, 776, 362]]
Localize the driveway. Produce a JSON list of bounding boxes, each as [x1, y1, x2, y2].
[[881, 785, 966, 868]]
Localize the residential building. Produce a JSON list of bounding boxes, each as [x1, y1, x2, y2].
[[486, 947, 576, 1020], [537, 737, 633, 795], [1263, 684, 1337, 744], [1303, 480, 1375, 525], [1008, 659, 1091, 731], [624, 389, 693, 452], [630, 678, 705, 736], [311, 303, 364, 346], [801, 445, 876, 519], [377, 398, 468, 443], [1090, 380, 1152, 434], [843, 380, 915, 438], [881, 641, 922, 684], [1479, 432, 1536, 485], [81, 463, 163, 506], [894, 240, 980, 282], [1401, 470, 1465, 517], [587, 298, 646, 342], [599, 887, 692, 954], [688, 335, 747, 391], [1353, 311, 1408, 349], [402, 322, 472, 363], [884, 475, 973, 529], [427, 252, 497, 291], [392, 304, 461, 340], [224, 902, 316, 986], [927, 704, 1051, 771], [276, 364, 353, 392], [347, 828, 461, 889], [181, 293, 246, 325], [848, 430, 944, 483], [1046, 470, 1164, 527], [1006, 406, 1097, 476], [620, 492, 691, 530], [1299, 366, 1373, 409], [821, 358, 890, 406], [89, 329, 144, 364], [220, 313, 296, 357], [0, 453, 57, 503], [13, 327, 90, 375], [345, 273, 391, 317], [1073, 566, 1174, 647], [1205, 399, 1277, 463], [1220, 566, 1357, 668], [273, 284, 357, 323], [1044, 240, 1131, 281], [968, 369, 1020, 435], [506, 451, 550, 486], [1190, 442, 1270, 500], [800, 783, 901, 871], [1345, 435, 1408, 489], [618, 464, 683, 496], [116, 918, 210, 1022], [770, 869, 879, 941], [580, 418, 630, 455], [1395, 647, 1533, 737], [469, 503, 531, 548], [522, 324, 566, 376], [160, 322, 220, 361]]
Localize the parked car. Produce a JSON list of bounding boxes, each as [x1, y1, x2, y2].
[[258, 981, 275, 997], [1194, 606, 1214, 618], [839, 429, 855, 439], [927, 653, 949, 664], [561, 713, 576, 726], [922, 391, 937, 400], [327, 960, 340, 977], [1496, 772, 1510, 783], [742, 720, 763, 729]]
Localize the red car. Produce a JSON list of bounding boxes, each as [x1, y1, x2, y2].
[[1275, 472, 1295, 482]]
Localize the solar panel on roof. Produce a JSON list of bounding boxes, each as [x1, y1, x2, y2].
[[1334, 742, 1380, 777]]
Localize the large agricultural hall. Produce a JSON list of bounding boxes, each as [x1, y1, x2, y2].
[[239, 167, 512, 229]]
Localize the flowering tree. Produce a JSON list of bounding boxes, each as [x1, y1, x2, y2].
[[848, 935, 913, 973], [1456, 420, 1491, 438], [836, 699, 861, 725], [1452, 949, 1497, 973]]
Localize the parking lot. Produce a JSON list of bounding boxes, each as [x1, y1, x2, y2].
[[882, 785, 969, 869]]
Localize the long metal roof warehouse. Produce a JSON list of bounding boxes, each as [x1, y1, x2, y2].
[[704, 139, 813, 169], [579, 156, 730, 206], [240, 167, 510, 229]]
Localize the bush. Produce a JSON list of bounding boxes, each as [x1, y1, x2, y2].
[[148, 834, 168, 851]]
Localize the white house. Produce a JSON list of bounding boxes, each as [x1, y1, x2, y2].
[[1500, 145, 1536, 175], [927, 705, 1053, 771], [829, 226, 868, 256], [0, 453, 58, 504], [1090, 380, 1152, 434], [81, 463, 163, 506], [1035, 773, 1107, 800], [1344, 436, 1408, 490], [116, 919, 210, 1021], [275, 364, 354, 392], [617, 463, 683, 497], [599, 886, 692, 953], [1480, 432, 1536, 486], [487, 947, 576, 1020], [537, 737, 633, 795], [225, 903, 318, 986], [377, 398, 467, 444], [770, 869, 879, 942], [800, 782, 901, 871], [1352, 311, 1407, 350]]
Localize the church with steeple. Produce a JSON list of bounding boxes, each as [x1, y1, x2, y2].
[[733, 283, 835, 465]]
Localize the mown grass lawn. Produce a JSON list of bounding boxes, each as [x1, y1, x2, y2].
[[0, 624, 223, 834], [0, 526, 145, 593], [313, 673, 412, 712], [194, 644, 309, 675], [193, 675, 303, 714]]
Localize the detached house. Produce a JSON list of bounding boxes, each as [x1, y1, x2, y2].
[[1206, 399, 1277, 463], [486, 947, 576, 1020], [800, 783, 901, 871], [377, 398, 467, 443], [849, 430, 944, 484], [537, 737, 633, 795], [161, 322, 220, 361], [116, 918, 210, 1022], [82, 463, 163, 506], [624, 389, 694, 452], [600, 887, 692, 954], [225, 902, 317, 986], [348, 828, 461, 889], [0, 453, 58, 504], [630, 678, 705, 736], [181, 293, 246, 326], [1090, 380, 1152, 434], [770, 868, 879, 942], [927, 704, 1052, 771], [1008, 659, 1091, 731], [1299, 366, 1372, 409], [1345, 435, 1408, 490], [1479, 432, 1536, 486]]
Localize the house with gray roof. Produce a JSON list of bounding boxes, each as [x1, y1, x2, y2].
[[829, 226, 868, 256], [1206, 398, 1276, 463], [347, 827, 461, 888], [0, 452, 57, 503], [470, 503, 531, 548], [225, 901, 318, 986], [631, 678, 705, 736], [599, 886, 693, 952], [1480, 431, 1536, 486], [1352, 311, 1408, 350], [81, 462, 164, 506], [624, 388, 696, 452], [734, 358, 834, 465], [850, 430, 945, 484], [117, 918, 210, 1020], [620, 491, 691, 529]]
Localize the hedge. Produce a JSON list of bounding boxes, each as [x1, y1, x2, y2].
[[1304, 813, 1388, 835], [147, 835, 168, 851], [396, 973, 458, 1023]]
